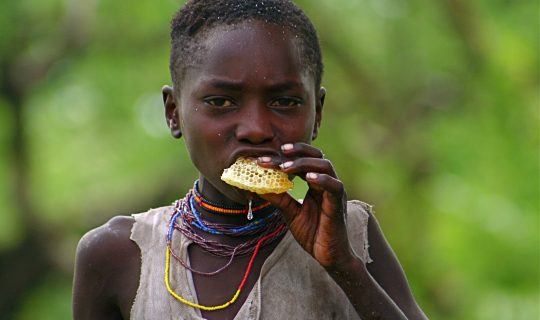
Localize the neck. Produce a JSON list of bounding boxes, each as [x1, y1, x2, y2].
[[178, 190, 283, 247], [196, 177, 271, 224], [198, 176, 267, 207], [193, 200, 276, 226]]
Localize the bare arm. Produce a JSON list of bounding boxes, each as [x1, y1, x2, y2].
[[326, 210, 428, 319], [365, 211, 428, 319], [72, 216, 140, 320]]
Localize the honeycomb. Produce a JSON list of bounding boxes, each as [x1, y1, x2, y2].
[[221, 157, 293, 194]]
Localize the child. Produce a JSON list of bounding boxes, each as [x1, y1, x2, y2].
[[73, 1, 428, 319]]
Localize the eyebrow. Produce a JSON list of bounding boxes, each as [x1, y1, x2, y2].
[[266, 81, 303, 93], [201, 79, 304, 92], [203, 80, 243, 91]]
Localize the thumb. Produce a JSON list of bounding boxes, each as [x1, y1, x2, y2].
[[259, 192, 302, 223]]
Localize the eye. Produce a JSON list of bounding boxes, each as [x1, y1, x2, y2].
[[270, 97, 303, 108], [204, 97, 235, 108]]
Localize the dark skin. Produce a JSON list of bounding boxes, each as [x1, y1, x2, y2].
[[73, 21, 427, 319]]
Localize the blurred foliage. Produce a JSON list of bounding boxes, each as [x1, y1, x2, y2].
[[0, 0, 538, 319]]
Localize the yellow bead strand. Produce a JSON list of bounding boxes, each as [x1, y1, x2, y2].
[[165, 247, 241, 311], [164, 224, 284, 311]]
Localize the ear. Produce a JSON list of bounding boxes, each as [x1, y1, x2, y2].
[[162, 85, 182, 139], [312, 86, 325, 141]]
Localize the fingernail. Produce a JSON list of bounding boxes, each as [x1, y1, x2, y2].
[[259, 156, 271, 162], [281, 144, 294, 151], [280, 161, 293, 169], [306, 172, 318, 179]]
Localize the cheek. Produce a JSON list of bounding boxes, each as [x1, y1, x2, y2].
[[277, 123, 310, 144], [181, 110, 230, 156], [285, 113, 316, 142]]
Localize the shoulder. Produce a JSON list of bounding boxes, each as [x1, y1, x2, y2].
[[73, 215, 140, 319], [75, 215, 137, 271]]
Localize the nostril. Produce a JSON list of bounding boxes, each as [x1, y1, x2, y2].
[[238, 136, 273, 145], [236, 125, 274, 144]]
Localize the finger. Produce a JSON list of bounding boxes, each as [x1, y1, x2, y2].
[[257, 144, 324, 167], [280, 158, 338, 179], [281, 143, 324, 159], [256, 155, 282, 168], [305, 172, 345, 204]]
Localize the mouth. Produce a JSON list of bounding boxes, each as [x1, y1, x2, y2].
[[221, 155, 294, 195], [229, 148, 281, 166]]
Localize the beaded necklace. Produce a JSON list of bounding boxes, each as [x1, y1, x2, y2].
[[168, 197, 284, 275], [165, 223, 285, 311], [187, 194, 279, 235], [165, 191, 287, 311], [192, 180, 271, 219]]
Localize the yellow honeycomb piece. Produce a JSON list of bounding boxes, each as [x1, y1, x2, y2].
[[221, 157, 293, 194]]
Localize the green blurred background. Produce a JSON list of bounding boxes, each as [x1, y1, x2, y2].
[[0, 0, 538, 319]]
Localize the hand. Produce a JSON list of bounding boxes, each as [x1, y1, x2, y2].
[[258, 144, 425, 319], [257, 143, 355, 270]]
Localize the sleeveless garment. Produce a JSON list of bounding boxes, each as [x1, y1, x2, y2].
[[129, 200, 373, 320]]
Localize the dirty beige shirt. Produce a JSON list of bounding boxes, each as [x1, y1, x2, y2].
[[130, 200, 373, 320]]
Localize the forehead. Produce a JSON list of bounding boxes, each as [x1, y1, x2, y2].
[[183, 21, 312, 88]]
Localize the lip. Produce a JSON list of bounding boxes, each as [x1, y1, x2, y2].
[[229, 147, 281, 166]]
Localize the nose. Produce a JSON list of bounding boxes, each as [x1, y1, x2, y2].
[[235, 102, 274, 145]]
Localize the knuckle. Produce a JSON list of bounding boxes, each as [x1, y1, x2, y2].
[[322, 158, 332, 167], [336, 182, 345, 194]]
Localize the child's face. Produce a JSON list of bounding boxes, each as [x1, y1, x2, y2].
[[171, 21, 323, 202]]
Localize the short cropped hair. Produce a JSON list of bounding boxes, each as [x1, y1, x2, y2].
[[169, 0, 323, 90]]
